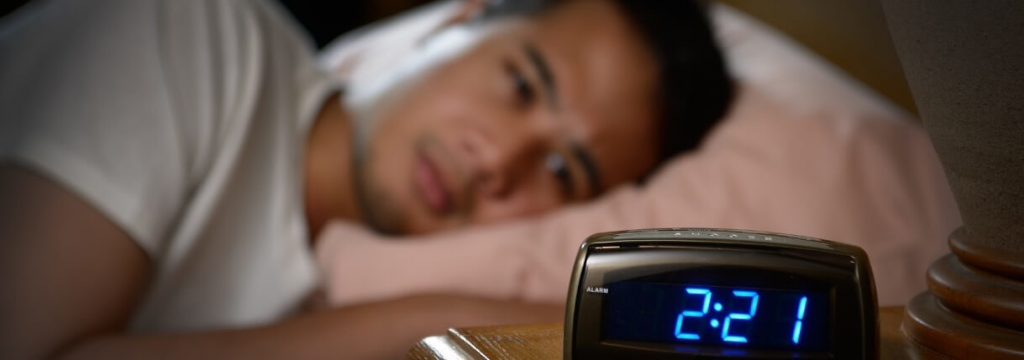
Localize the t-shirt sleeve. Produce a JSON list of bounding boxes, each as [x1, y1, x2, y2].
[[0, 0, 216, 256]]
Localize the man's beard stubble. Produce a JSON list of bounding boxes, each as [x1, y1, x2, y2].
[[350, 113, 407, 236], [352, 171, 407, 236]]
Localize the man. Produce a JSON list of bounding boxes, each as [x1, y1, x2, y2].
[[0, 0, 731, 358]]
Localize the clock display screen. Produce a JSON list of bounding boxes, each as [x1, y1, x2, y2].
[[603, 282, 829, 351]]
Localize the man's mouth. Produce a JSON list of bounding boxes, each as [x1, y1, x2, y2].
[[414, 151, 455, 216]]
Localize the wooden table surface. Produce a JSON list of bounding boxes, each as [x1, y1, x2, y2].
[[409, 307, 927, 359]]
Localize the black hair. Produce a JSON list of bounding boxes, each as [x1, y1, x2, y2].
[[480, 0, 734, 166]]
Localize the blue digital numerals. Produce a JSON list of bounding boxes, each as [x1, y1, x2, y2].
[[722, 290, 759, 343], [675, 286, 757, 343], [674, 288, 711, 340], [674, 287, 760, 344], [674, 287, 813, 347], [792, 296, 808, 344]]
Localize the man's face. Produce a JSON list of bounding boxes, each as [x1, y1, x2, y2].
[[352, 0, 660, 235]]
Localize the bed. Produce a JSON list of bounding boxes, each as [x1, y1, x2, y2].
[[314, 1, 961, 307]]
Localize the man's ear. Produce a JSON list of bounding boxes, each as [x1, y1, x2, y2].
[[418, 0, 487, 45]]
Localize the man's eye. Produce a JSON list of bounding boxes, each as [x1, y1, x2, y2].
[[545, 152, 574, 200], [505, 61, 536, 108]]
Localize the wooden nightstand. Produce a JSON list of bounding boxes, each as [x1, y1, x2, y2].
[[409, 306, 924, 359]]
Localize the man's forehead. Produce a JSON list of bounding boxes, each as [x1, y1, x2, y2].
[[524, 2, 659, 126], [530, 0, 627, 28], [523, 2, 661, 188], [472, 0, 661, 187]]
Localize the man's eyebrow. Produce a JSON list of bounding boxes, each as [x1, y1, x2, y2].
[[523, 42, 560, 110], [570, 143, 603, 197], [522, 43, 598, 196]]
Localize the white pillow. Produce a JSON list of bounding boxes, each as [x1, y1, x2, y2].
[[714, 5, 909, 119]]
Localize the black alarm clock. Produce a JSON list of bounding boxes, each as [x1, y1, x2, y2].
[[564, 228, 877, 359]]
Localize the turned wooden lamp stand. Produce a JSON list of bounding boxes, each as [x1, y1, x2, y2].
[[880, 0, 1024, 357]]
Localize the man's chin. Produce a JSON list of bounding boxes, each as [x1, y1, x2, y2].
[[352, 175, 408, 236], [361, 204, 407, 236]]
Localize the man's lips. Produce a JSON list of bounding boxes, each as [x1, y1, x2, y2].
[[414, 152, 455, 216]]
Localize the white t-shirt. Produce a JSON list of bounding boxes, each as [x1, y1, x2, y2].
[[0, 0, 336, 332]]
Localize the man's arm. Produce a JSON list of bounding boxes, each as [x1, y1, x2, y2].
[[0, 165, 151, 359], [0, 165, 562, 360], [64, 295, 561, 360]]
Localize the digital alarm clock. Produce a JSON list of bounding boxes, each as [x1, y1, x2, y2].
[[564, 228, 877, 359]]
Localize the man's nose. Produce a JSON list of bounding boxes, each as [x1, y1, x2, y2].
[[462, 115, 551, 199]]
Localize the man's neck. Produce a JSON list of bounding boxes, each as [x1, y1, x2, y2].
[[304, 93, 362, 240]]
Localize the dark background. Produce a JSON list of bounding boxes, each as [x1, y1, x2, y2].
[[0, 0, 432, 49], [273, 0, 432, 48], [1, 0, 920, 115]]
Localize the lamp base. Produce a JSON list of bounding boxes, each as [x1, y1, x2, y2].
[[904, 293, 1024, 359], [903, 229, 1024, 359]]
